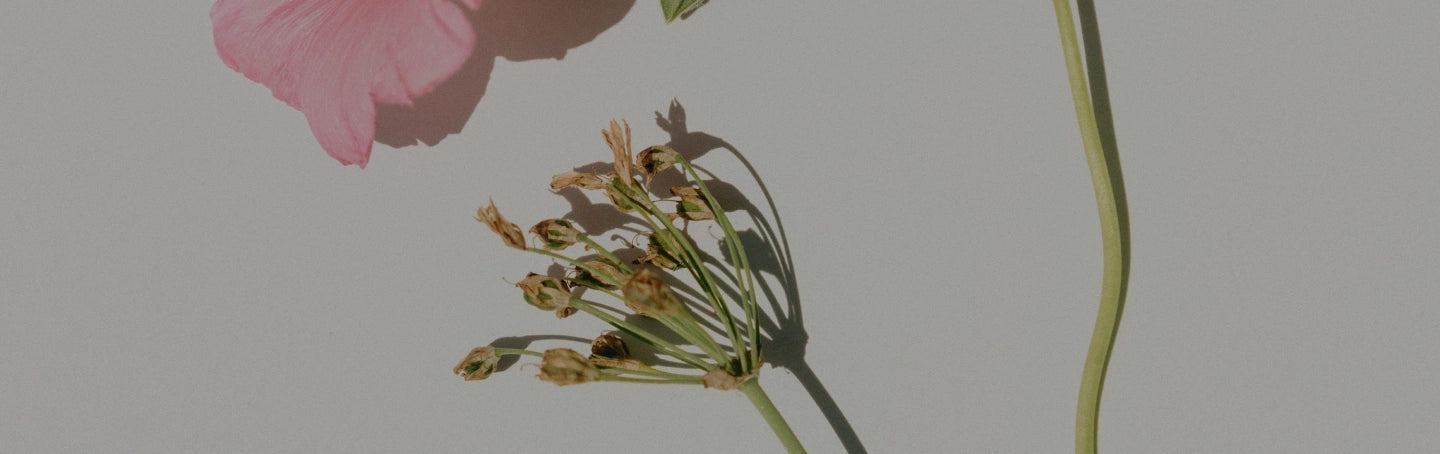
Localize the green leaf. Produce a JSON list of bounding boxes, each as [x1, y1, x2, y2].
[[660, 0, 707, 23]]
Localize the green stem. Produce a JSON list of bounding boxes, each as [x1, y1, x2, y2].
[[677, 157, 763, 369], [738, 379, 806, 454], [1053, 1, 1131, 454], [598, 374, 705, 385]]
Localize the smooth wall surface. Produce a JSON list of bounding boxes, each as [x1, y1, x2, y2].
[[3, 1, 1438, 452]]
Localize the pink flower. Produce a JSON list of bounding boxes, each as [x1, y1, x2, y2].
[[212, 0, 484, 167]]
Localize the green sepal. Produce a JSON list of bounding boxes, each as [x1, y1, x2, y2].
[[660, 0, 707, 23]]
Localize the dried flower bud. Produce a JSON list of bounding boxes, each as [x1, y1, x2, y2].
[[669, 186, 715, 221], [635, 232, 682, 270], [530, 219, 581, 250], [602, 120, 635, 188], [702, 368, 741, 390], [549, 171, 607, 191], [453, 346, 500, 381], [538, 348, 598, 386], [476, 198, 526, 250], [590, 333, 631, 360], [570, 259, 627, 290], [622, 269, 683, 316], [604, 176, 642, 213], [637, 145, 680, 176], [516, 273, 571, 312]]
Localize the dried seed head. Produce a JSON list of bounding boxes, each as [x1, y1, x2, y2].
[[550, 171, 607, 191], [571, 259, 627, 290], [637, 145, 680, 176], [622, 269, 683, 316], [516, 273, 571, 312], [529, 219, 581, 250], [669, 186, 715, 221], [602, 120, 635, 188], [590, 333, 631, 360], [537, 348, 598, 386], [476, 198, 526, 250], [702, 368, 741, 391], [453, 346, 500, 381]]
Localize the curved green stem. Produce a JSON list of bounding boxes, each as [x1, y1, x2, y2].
[[738, 379, 806, 454], [1053, 1, 1131, 454]]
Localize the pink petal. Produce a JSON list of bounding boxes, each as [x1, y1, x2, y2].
[[212, 0, 482, 167]]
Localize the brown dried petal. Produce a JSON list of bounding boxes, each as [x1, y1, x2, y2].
[[453, 346, 500, 381], [549, 171, 607, 191], [476, 198, 526, 250], [537, 348, 598, 386], [702, 368, 741, 390], [622, 269, 682, 316], [670, 186, 715, 221], [637, 145, 680, 176], [516, 273, 571, 311], [530, 219, 580, 250], [602, 120, 635, 188]]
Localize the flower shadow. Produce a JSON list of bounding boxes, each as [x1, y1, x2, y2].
[[557, 100, 870, 454], [374, 0, 635, 148]]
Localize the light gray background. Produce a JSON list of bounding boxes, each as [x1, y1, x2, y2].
[[3, 1, 1438, 452]]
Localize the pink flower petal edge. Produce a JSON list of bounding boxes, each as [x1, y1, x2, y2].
[[213, 0, 484, 167]]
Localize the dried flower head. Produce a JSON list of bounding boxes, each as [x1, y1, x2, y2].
[[622, 269, 683, 316], [602, 120, 635, 188], [570, 259, 628, 290], [530, 219, 581, 250], [590, 333, 631, 360], [476, 198, 526, 250], [637, 145, 680, 176], [669, 186, 716, 221], [453, 346, 500, 381], [538, 348, 598, 386], [549, 171, 607, 191], [516, 273, 572, 312]]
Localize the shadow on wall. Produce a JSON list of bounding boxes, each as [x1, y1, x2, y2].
[[374, 0, 635, 148]]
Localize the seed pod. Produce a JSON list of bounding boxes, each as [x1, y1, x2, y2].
[[453, 346, 500, 381], [669, 186, 715, 221], [590, 333, 631, 360], [537, 348, 598, 386], [570, 259, 627, 290], [622, 269, 683, 317], [637, 145, 680, 176], [530, 219, 581, 250], [515, 273, 571, 312]]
